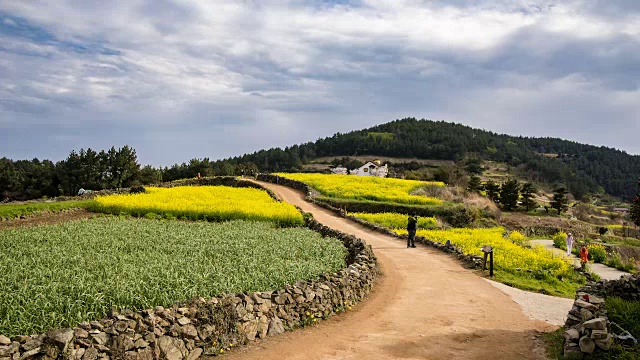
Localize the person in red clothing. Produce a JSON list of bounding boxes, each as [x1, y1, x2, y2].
[[579, 244, 589, 270]]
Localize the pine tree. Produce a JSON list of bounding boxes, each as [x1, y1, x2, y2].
[[551, 187, 569, 215], [467, 174, 482, 193], [500, 178, 521, 211], [630, 177, 640, 227], [484, 180, 501, 203], [520, 183, 537, 212]]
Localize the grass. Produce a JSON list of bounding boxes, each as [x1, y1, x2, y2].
[[546, 298, 640, 359], [90, 186, 304, 227], [0, 217, 347, 336], [0, 200, 94, 220]]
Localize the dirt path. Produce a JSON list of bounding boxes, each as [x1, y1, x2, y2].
[[226, 181, 555, 360], [530, 239, 628, 281], [0, 209, 94, 230]]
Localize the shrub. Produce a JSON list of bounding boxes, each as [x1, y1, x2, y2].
[[587, 243, 607, 263], [129, 186, 146, 194], [553, 232, 568, 250], [509, 231, 526, 246]]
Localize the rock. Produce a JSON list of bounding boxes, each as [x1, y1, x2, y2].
[[19, 347, 41, 359], [74, 328, 89, 339], [114, 321, 129, 333], [74, 347, 86, 360], [181, 325, 198, 339], [137, 347, 154, 360], [564, 328, 580, 340], [0, 337, 10, 346], [82, 347, 99, 360], [257, 316, 269, 339], [587, 295, 605, 305], [177, 317, 191, 326], [0, 342, 19, 357], [21, 339, 42, 352], [90, 332, 109, 345], [187, 348, 203, 360], [79, 322, 91, 331], [579, 336, 596, 354], [89, 321, 104, 331], [134, 339, 149, 349], [595, 334, 613, 351], [268, 317, 285, 336], [583, 317, 607, 330], [113, 335, 135, 352], [157, 336, 187, 360], [241, 320, 259, 342], [45, 328, 74, 353], [574, 300, 597, 311], [590, 330, 608, 340], [580, 309, 595, 322], [197, 325, 215, 341]]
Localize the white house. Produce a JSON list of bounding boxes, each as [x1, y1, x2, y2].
[[349, 161, 388, 177]]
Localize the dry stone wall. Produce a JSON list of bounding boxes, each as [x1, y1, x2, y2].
[[0, 182, 378, 360], [563, 274, 640, 357]]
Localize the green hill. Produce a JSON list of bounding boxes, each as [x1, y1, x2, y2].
[[215, 118, 640, 201]]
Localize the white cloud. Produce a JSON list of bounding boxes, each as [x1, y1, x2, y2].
[[0, 0, 638, 163]]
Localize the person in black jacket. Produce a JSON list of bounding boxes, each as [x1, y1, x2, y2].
[[407, 214, 417, 248]]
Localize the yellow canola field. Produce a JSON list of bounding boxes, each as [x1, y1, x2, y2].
[[278, 173, 444, 205], [395, 227, 573, 275], [350, 212, 437, 229], [92, 186, 304, 226]]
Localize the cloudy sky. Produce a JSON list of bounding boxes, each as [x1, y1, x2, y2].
[[1, 0, 638, 166]]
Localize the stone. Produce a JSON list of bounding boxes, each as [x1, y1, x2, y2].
[[579, 336, 596, 354], [21, 339, 42, 352], [74, 347, 86, 360], [590, 330, 608, 340], [583, 317, 607, 330], [90, 332, 109, 345], [564, 329, 580, 340], [595, 334, 613, 351], [134, 339, 149, 349], [257, 316, 269, 339], [0, 342, 19, 357], [19, 347, 41, 359], [74, 328, 89, 339], [157, 336, 187, 360], [177, 317, 191, 326], [267, 317, 285, 336], [241, 320, 259, 342], [137, 348, 154, 360], [587, 295, 605, 305], [187, 348, 203, 360], [45, 328, 74, 353], [89, 321, 104, 331], [0, 337, 10, 346], [181, 325, 198, 339], [574, 300, 597, 311], [580, 309, 595, 322], [197, 325, 215, 341], [78, 322, 92, 331], [114, 321, 129, 333], [113, 335, 135, 352]]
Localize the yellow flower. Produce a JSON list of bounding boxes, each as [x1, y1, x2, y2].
[[310, 315, 315, 319], [229, 343, 233, 347], [220, 349, 225, 354], [306, 311, 310, 316], [313, 319, 318, 322]]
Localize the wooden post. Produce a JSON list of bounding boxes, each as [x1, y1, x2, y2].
[[489, 250, 494, 277], [481, 245, 494, 277]]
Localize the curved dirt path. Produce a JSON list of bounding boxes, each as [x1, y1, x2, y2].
[[225, 181, 556, 360]]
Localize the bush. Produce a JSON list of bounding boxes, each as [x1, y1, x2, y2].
[[586, 244, 607, 263], [553, 232, 568, 250], [509, 231, 526, 246]]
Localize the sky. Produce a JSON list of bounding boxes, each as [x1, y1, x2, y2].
[[1, 0, 638, 166]]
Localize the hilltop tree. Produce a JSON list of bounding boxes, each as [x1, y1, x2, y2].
[[520, 182, 537, 211], [467, 174, 482, 193], [465, 158, 483, 175], [500, 178, 521, 211], [551, 187, 570, 215], [484, 180, 501, 203], [631, 177, 640, 227]]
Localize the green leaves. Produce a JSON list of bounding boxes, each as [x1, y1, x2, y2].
[[0, 218, 346, 336]]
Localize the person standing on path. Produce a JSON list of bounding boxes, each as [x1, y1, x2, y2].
[[566, 233, 574, 256], [579, 243, 589, 270], [407, 214, 417, 248]]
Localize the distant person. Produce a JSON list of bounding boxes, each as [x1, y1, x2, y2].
[[407, 214, 417, 248], [579, 244, 589, 270], [566, 233, 574, 256]]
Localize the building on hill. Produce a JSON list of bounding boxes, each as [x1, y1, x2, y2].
[[350, 161, 388, 177]]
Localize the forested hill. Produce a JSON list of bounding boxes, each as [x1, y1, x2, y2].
[[219, 118, 640, 200]]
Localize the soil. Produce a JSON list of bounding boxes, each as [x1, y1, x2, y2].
[[0, 209, 95, 230], [225, 181, 556, 360]]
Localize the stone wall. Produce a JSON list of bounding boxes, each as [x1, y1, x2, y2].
[[563, 274, 640, 357], [0, 186, 378, 360]]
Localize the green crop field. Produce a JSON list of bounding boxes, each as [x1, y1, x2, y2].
[[0, 200, 94, 220], [0, 217, 347, 336], [350, 212, 437, 229]]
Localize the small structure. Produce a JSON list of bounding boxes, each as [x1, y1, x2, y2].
[[349, 161, 388, 178], [612, 208, 629, 214]]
